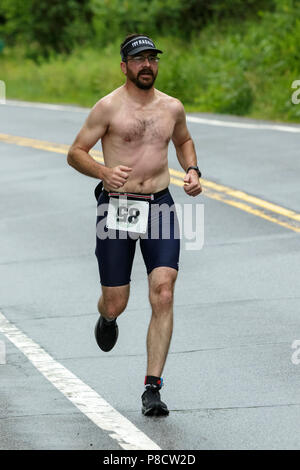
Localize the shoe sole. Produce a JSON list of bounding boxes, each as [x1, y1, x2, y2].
[[142, 405, 169, 417]]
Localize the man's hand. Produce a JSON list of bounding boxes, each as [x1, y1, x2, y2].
[[183, 170, 202, 197], [103, 165, 132, 190]]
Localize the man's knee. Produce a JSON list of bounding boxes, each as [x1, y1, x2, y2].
[[149, 268, 177, 310], [98, 285, 129, 319], [150, 281, 174, 310], [99, 297, 128, 319]]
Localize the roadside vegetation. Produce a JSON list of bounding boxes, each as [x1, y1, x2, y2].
[[0, 0, 299, 122]]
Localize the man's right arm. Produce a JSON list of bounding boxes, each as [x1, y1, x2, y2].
[[67, 100, 109, 180]]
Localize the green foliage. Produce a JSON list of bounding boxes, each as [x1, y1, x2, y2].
[[28, 0, 93, 56], [0, 0, 93, 57], [0, 45, 121, 105], [1, 0, 300, 121], [0, 0, 32, 44], [90, 0, 272, 45], [153, 36, 254, 116], [0, 0, 273, 55]]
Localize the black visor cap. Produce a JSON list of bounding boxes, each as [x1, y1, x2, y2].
[[121, 36, 163, 61]]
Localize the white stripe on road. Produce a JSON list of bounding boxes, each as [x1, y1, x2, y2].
[[4, 99, 88, 113], [186, 116, 300, 133], [0, 311, 161, 451], [4, 99, 300, 133]]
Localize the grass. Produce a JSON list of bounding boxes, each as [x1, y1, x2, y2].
[[1, 8, 300, 122]]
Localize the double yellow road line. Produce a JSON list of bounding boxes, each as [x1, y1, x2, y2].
[[1, 132, 300, 233]]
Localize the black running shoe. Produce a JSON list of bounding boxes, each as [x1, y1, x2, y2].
[[94, 316, 118, 352], [141, 384, 169, 416]]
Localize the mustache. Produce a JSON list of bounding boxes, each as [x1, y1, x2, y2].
[[138, 69, 154, 77]]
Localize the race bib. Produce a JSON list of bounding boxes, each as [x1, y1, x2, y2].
[[107, 197, 149, 234]]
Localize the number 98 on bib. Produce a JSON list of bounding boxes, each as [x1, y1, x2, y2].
[[107, 198, 149, 234]]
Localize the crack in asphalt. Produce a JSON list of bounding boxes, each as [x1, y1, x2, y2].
[[2, 401, 300, 421], [2, 295, 300, 319], [0, 411, 83, 420], [4, 340, 287, 363]]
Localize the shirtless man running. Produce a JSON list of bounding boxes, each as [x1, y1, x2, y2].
[[67, 34, 202, 416]]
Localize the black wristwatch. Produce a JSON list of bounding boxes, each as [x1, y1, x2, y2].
[[186, 166, 202, 178]]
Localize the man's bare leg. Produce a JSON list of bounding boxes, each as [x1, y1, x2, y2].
[[95, 284, 130, 352], [98, 284, 130, 320], [147, 267, 177, 377]]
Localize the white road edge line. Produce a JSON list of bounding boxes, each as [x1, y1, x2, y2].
[[0, 311, 161, 451], [4, 99, 89, 113], [4, 99, 300, 133], [187, 116, 300, 133]]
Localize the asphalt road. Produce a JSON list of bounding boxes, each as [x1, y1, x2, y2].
[[1, 100, 300, 450]]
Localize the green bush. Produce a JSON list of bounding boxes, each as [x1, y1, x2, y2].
[[1, 0, 300, 122], [0, 0, 93, 57], [90, 0, 273, 45], [0, 0, 274, 56]]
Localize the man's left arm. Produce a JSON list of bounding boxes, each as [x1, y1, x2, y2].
[[171, 101, 202, 197]]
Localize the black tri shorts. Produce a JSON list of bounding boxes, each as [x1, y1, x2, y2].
[[94, 182, 180, 287]]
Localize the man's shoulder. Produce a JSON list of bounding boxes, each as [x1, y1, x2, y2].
[[156, 90, 184, 114], [92, 87, 124, 111], [88, 87, 123, 122]]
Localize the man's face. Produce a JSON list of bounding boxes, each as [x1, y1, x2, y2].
[[124, 51, 159, 90]]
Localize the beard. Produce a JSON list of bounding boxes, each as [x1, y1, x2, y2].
[[126, 66, 157, 90]]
